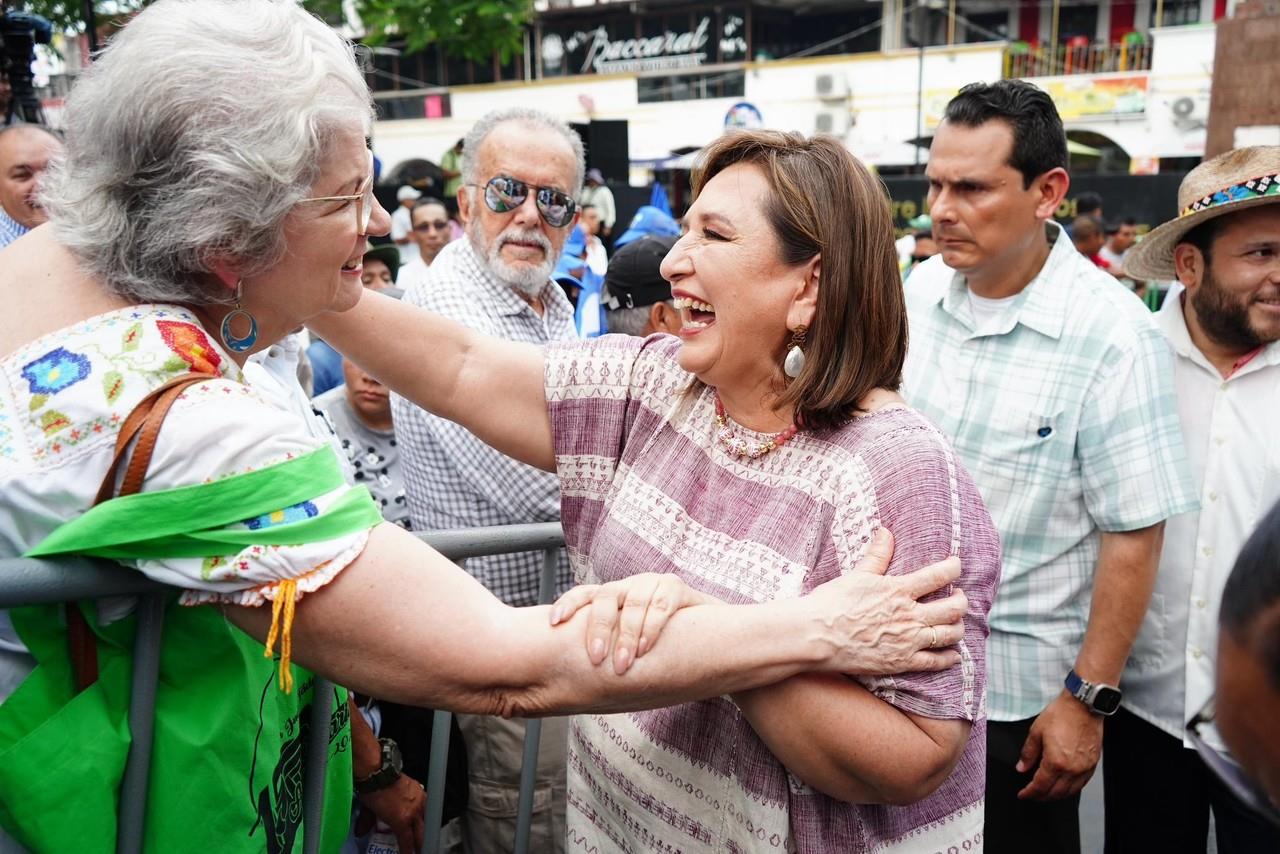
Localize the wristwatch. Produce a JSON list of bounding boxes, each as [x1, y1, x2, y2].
[[1064, 669, 1122, 716], [354, 737, 403, 794]]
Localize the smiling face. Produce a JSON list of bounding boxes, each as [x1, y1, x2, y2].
[[659, 162, 816, 396], [926, 119, 1065, 288], [460, 121, 579, 297], [409, 201, 451, 263], [248, 125, 390, 333], [0, 126, 62, 229], [1178, 205, 1280, 355]]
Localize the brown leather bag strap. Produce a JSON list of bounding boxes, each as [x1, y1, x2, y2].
[[71, 372, 217, 692], [92, 373, 217, 505]]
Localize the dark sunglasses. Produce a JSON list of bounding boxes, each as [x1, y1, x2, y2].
[[414, 219, 450, 232], [1186, 697, 1280, 827], [470, 176, 576, 228]]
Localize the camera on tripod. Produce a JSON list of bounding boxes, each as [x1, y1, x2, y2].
[[1, 7, 54, 125]]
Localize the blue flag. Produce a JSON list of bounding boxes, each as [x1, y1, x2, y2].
[[574, 265, 607, 338], [649, 182, 672, 217]]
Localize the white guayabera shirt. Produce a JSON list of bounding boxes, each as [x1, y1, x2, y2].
[[1123, 294, 1280, 751]]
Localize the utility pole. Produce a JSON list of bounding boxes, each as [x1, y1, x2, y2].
[[913, 1, 928, 169]]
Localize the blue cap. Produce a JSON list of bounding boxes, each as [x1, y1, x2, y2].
[[561, 224, 587, 259], [615, 206, 681, 249], [552, 251, 584, 291]]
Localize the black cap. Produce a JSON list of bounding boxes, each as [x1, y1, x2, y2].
[[602, 235, 677, 311]]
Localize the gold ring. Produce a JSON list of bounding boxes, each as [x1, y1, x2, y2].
[[929, 625, 939, 647]]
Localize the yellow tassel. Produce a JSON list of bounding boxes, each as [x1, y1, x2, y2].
[[263, 578, 298, 694]]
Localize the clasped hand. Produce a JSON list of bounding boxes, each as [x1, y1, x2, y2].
[[550, 527, 967, 676]]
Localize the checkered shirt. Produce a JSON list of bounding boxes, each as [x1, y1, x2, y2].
[[0, 206, 28, 250], [903, 222, 1198, 721], [391, 238, 576, 606]]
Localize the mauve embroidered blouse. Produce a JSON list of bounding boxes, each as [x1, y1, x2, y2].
[[545, 333, 1001, 853]]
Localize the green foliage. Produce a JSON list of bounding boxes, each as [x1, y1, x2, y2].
[[358, 0, 531, 65], [9, 0, 141, 35], [11, 0, 530, 67]]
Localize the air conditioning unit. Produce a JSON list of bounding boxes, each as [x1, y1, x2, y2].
[[1169, 96, 1208, 130], [815, 73, 850, 101], [815, 109, 851, 136]]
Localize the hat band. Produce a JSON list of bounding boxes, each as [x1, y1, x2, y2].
[[1180, 173, 1280, 218]]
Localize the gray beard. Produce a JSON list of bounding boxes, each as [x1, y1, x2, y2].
[[469, 219, 555, 298]]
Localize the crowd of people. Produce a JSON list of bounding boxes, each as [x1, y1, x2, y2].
[[1, 1, 1279, 853]]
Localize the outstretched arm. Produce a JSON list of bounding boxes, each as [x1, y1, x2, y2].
[[227, 523, 962, 717], [307, 289, 554, 471]]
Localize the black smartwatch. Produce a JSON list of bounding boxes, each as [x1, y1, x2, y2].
[[354, 737, 403, 794], [1064, 669, 1122, 716]]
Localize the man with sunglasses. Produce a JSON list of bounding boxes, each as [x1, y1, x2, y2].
[[397, 196, 453, 290], [1105, 145, 1280, 853], [390, 106, 585, 854]]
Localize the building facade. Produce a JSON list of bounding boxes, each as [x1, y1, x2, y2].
[[370, 0, 1228, 191]]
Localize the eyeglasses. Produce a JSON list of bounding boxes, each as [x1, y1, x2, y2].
[[468, 176, 576, 228], [1186, 697, 1280, 827], [414, 219, 450, 232], [298, 152, 376, 236]]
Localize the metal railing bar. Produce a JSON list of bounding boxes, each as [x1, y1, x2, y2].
[[512, 546, 562, 854], [0, 556, 165, 607], [116, 592, 166, 854], [0, 522, 567, 853], [303, 678, 336, 854], [416, 523, 564, 561], [421, 709, 454, 854]]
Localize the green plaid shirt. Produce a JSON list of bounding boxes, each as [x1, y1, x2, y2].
[[903, 223, 1198, 720]]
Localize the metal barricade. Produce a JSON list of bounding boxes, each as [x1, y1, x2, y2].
[[0, 522, 565, 854]]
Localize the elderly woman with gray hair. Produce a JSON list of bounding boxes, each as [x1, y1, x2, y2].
[[0, 1, 968, 850]]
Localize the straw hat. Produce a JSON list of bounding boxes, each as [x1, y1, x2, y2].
[[1125, 146, 1280, 280]]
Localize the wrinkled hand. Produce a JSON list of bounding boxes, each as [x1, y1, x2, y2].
[[809, 527, 968, 675], [1016, 692, 1103, 801], [550, 572, 715, 675], [355, 774, 426, 853]]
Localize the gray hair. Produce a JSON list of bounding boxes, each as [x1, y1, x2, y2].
[[606, 303, 667, 337], [41, 0, 373, 304], [460, 108, 586, 197]]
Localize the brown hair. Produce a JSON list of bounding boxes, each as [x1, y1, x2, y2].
[[692, 130, 906, 432]]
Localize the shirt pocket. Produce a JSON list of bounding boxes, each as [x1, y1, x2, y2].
[[978, 406, 1069, 488]]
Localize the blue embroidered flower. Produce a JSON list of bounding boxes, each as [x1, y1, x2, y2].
[[22, 347, 92, 396], [242, 501, 319, 531], [1228, 184, 1252, 201]]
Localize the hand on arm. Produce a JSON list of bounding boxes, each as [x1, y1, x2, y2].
[[550, 528, 967, 677], [1016, 523, 1164, 801], [226, 524, 959, 718], [307, 290, 555, 470]]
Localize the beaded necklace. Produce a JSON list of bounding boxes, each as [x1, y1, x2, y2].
[[712, 391, 799, 459]]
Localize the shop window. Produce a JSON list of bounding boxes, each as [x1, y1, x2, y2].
[[637, 70, 745, 103]]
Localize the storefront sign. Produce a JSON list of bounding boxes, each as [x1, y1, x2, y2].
[[924, 74, 1149, 128], [577, 17, 712, 74]]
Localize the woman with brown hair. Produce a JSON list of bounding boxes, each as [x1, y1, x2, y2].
[[312, 129, 999, 852]]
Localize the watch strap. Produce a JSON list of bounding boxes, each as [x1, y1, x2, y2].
[[354, 738, 402, 794]]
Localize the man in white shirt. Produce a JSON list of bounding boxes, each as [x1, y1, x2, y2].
[[1105, 146, 1280, 853], [396, 196, 452, 290], [1098, 217, 1137, 275], [389, 184, 421, 264]]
